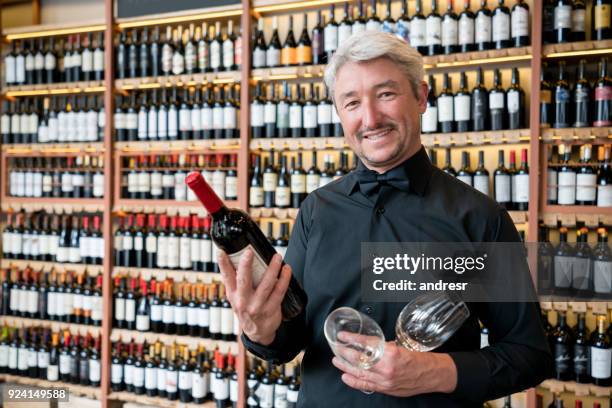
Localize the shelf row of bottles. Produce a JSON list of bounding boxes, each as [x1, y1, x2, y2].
[[545, 395, 603, 408], [250, 82, 343, 139], [546, 144, 611, 208], [113, 276, 238, 341], [252, 0, 530, 70], [0, 326, 102, 386], [547, 311, 612, 386], [540, 59, 612, 129], [1, 95, 105, 145], [4, 33, 105, 87], [116, 20, 241, 79], [114, 213, 217, 271], [1, 268, 103, 326], [539, 226, 611, 298], [542, 0, 612, 44], [7, 156, 105, 199], [422, 68, 526, 134], [1, 210, 104, 265], [245, 356, 300, 408], [110, 340, 237, 406], [121, 154, 237, 201], [114, 85, 239, 142]]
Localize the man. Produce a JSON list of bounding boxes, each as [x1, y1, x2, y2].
[[218, 31, 553, 406]]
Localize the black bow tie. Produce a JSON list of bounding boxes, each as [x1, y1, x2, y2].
[[356, 168, 411, 197]]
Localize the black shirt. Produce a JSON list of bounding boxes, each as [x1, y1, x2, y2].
[[243, 147, 553, 407]]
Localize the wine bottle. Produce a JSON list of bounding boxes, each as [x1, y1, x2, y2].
[[594, 58, 612, 128], [553, 312, 573, 381], [454, 72, 471, 132], [573, 59, 591, 128], [338, 3, 354, 48], [472, 67, 488, 131], [426, 0, 443, 55], [492, 0, 511, 49], [456, 151, 473, 186], [507, 67, 525, 130], [553, 61, 570, 128], [557, 144, 576, 205], [593, 0, 612, 41], [442, 0, 459, 55], [590, 315, 611, 386], [571, 0, 586, 42], [597, 145, 612, 207], [489, 69, 506, 131], [411, 0, 427, 54], [186, 173, 308, 319], [554, 0, 573, 43], [576, 144, 597, 206], [297, 14, 312, 66], [494, 150, 511, 209], [422, 75, 438, 134], [438, 73, 454, 133], [514, 148, 529, 210], [473, 151, 490, 196], [458, 0, 475, 53]]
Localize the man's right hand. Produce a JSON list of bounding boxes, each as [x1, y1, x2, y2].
[[217, 248, 292, 346]]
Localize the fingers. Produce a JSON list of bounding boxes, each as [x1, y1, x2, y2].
[[253, 254, 284, 304], [217, 250, 237, 295], [236, 248, 255, 302], [340, 373, 382, 394], [332, 357, 382, 383], [267, 264, 293, 308]]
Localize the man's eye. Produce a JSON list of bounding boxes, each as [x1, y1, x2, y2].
[[380, 92, 395, 98], [344, 101, 358, 109]]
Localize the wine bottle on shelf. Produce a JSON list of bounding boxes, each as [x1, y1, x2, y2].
[[338, 3, 354, 49], [353, 0, 367, 35], [458, 0, 475, 53], [366, 0, 382, 32], [571, 0, 586, 42], [576, 144, 597, 206], [597, 145, 612, 208], [472, 67, 488, 131], [513, 148, 529, 211], [422, 75, 438, 134], [553, 311, 573, 381], [442, 148, 456, 176], [185, 172, 308, 320], [492, 0, 511, 49], [591, 315, 611, 386], [426, 0, 443, 56], [473, 150, 490, 197], [456, 151, 473, 187], [557, 144, 576, 205], [475, 0, 493, 51], [593, 0, 612, 41], [507, 67, 525, 130], [594, 58, 612, 128], [438, 73, 454, 133], [511, 0, 530, 46], [489, 69, 506, 131], [454, 72, 470, 132], [554, 0, 573, 43], [442, 0, 458, 55], [573, 59, 591, 128], [494, 150, 512, 210]]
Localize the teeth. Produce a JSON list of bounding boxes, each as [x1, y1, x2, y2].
[[366, 129, 390, 140]]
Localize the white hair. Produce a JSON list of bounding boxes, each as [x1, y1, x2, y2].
[[323, 31, 424, 104]]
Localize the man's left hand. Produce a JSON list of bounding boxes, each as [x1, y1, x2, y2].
[[332, 341, 458, 397]]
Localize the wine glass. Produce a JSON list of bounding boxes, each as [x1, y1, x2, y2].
[[324, 307, 386, 394], [395, 291, 470, 352]]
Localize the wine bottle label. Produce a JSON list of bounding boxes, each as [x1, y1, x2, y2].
[[223, 106, 237, 129], [15, 56, 25, 83], [263, 173, 278, 192], [506, 91, 520, 114], [306, 174, 321, 193], [209, 41, 221, 69], [125, 112, 138, 130], [198, 237, 211, 263], [547, 169, 558, 201], [73, 293, 84, 311], [172, 53, 185, 75], [290, 174, 307, 193], [10, 288, 20, 312], [287, 389, 299, 403], [421, 106, 438, 133], [37, 351, 49, 369], [147, 110, 158, 138], [149, 303, 162, 322], [512, 7, 530, 37], [178, 236, 191, 269], [475, 14, 492, 43], [266, 47, 281, 67], [442, 18, 458, 46], [514, 174, 529, 203], [573, 345, 588, 375], [192, 372, 206, 398], [253, 48, 266, 68], [111, 363, 123, 384], [157, 367, 166, 391], [594, 260, 612, 293], [198, 306, 210, 327], [28, 289, 38, 313], [209, 306, 222, 333], [25, 55, 34, 72], [274, 384, 288, 407], [366, 20, 381, 32], [20, 288, 29, 313], [162, 303, 174, 324], [89, 359, 101, 382], [275, 186, 291, 206], [178, 370, 192, 390], [454, 95, 470, 121], [458, 15, 474, 45], [123, 234, 134, 250], [47, 365, 59, 381], [324, 25, 339, 52], [167, 370, 179, 393], [158, 109, 169, 137], [185, 44, 197, 72], [227, 244, 269, 288], [554, 5, 572, 29], [47, 291, 57, 316], [492, 12, 510, 41], [572, 257, 591, 290], [82, 50, 93, 72], [554, 255, 573, 288], [557, 172, 577, 205], [494, 174, 511, 202], [5, 56, 16, 83], [597, 185, 612, 207], [137, 110, 148, 139], [92, 295, 103, 321], [133, 366, 145, 387], [179, 108, 191, 132], [123, 363, 134, 385], [147, 367, 159, 390], [221, 307, 233, 335], [216, 377, 230, 399], [34, 53, 45, 70], [288, 105, 302, 128], [59, 354, 71, 374], [136, 314, 150, 331], [594, 5, 612, 29], [488, 92, 505, 110], [8, 347, 17, 369], [226, 176, 238, 199], [410, 19, 426, 47], [125, 299, 136, 322], [437, 96, 453, 122], [303, 105, 317, 129], [576, 174, 597, 201], [230, 378, 239, 402], [554, 343, 571, 375], [223, 40, 234, 68], [168, 108, 179, 137], [94, 50, 104, 72], [426, 17, 442, 45], [591, 346, 612, 379], [157, 236, 168, 268], [250, 186, 264, 206], [259, 384, 274, 407]]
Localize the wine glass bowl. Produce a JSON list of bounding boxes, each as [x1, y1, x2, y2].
[[395, 292, 470, 352], [324, 307, 385, 370]]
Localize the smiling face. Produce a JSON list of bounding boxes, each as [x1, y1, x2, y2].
[[334, 57, 428, 173]]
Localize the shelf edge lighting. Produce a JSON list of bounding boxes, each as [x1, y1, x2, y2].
[[253, 0, 349, 13], [545, 48, 612, 58], [5, 24, 106, 40], [117, 10, 242, 29]]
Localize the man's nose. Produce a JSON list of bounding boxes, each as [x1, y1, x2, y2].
[[362, 99, 383, 130]]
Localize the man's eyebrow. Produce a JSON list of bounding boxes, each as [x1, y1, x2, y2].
[[338, 80, 401, 102]]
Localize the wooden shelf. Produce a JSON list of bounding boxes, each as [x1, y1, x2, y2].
[[423, 46, 532, 70], [542, 39, 612, 59], [2, 143, 105, 155], [113, 199, 238, 214], [115, 4, 242, 29], [1, 198, 104, 213], [540, 208, 612, 228], [0, 374, 102, 399], [422, 129, 531, 148], [111, 329, 238, 354], [541, 127, 612, 143], [114, 70, 241, 90], [251, 64, 326, 81], [0, 259, 103, 273], [0, 316, 102, 336], [113, 266, 222, 283], [250, 136, 346, 151], [108, 391, 216, 407], [2, 19, 106, 39], [2, 81, 105, 97], [539, 379, 612, 397], [115, 139, 239, 153]]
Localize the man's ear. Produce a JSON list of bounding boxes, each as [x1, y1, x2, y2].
[[417, 81, 428, 114]]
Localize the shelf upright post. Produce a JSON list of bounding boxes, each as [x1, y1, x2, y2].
[[527, 0, 543, 407], [101, 0, 116, 406], [238, 0, 253, 406]]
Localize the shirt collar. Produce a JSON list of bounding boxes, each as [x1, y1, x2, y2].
[[344, 146, 433, 197]]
